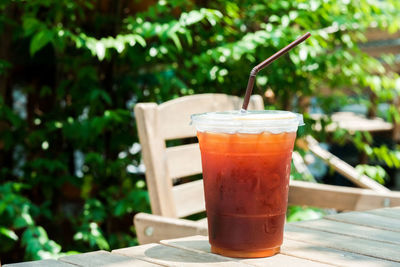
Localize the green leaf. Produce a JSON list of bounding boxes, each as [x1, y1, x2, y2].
[[355, 164, 387, 184], [13, 204, 34, 228], [287, 206, 325, 222], [22, 17, 41, 37], [0, 59, 12, 75], [0, 227, 19, 241], [95, 41, 106, 60], [169, 32, 182, 51], [30, 30, 54, 56], [181, 10, 203, 25], [184, 31, 193, 46], [134, 35, 146, 47]]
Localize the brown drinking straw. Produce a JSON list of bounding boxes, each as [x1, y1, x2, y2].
[[241, 32, 311, 111]]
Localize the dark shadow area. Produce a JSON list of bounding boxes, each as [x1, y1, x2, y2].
[[166, 137, 198, 148], [184, 210, 207, 221], [173, 173, 203, 186]]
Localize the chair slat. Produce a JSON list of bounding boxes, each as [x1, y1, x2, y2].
[[135, 103, 177, 217], [172, 180, 205, 218], [166, 143, 202, 179]]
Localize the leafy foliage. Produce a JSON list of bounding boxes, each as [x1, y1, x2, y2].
[[355, 164, 388, 184], [287, 206, 327, 222], [1, 0, 400, 262]]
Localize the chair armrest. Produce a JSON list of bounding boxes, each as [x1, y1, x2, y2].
[[289, 180, 400, 211], [134, 213, 208, 245]]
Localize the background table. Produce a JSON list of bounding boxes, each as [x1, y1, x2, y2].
[[4, 207, 400, 267]]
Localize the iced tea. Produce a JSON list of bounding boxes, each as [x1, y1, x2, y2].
[[197, 131, 296, 258]]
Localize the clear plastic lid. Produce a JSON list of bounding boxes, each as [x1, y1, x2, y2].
[[191, 110, 304, 134]]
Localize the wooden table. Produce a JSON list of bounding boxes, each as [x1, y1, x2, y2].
[[4, 207, 400, 267]]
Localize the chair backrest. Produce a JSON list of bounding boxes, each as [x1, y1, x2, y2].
[[135, 94, 264, 218]]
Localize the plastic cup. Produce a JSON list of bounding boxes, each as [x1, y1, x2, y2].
[[191, 110, 303, 258]]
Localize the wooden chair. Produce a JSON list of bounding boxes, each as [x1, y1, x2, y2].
[[134, 93, 400, 244]]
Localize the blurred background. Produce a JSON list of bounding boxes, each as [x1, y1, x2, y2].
[[1, 0, 400, 263]]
